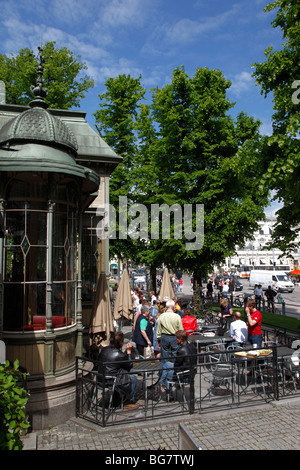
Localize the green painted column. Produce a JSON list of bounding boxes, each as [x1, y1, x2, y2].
[[44, 200, 55, 378], [75, 210, 84, 359]]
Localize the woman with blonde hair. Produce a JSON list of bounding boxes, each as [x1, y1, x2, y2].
[[218, 298, 233, 329]]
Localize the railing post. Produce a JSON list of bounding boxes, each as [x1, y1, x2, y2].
[[101, 363, 106, 427], [272, 345, 279, 401], [75, 356, 79, 417], [189, 357, 195, 414]]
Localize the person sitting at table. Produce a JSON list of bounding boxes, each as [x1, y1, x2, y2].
[[98, 331, 139, 410], [218, 298, 233, 329], [229, 311, 248, 345], [181, 308, 197, 335], [173, 330, 197, 377], [159, 330, 197, 401]]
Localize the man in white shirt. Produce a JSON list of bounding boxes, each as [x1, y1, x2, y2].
[[230, 311, 248, 344], [222, 280, 229, 297], [149, 290, 157, 306], [131, 289, 140, 310]]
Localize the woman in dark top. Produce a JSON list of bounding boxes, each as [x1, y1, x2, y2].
[[218, 298, 233, 329]]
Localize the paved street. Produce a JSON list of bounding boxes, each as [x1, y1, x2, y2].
[[239, 277, 300, 319], [26, 398, 300, 450]]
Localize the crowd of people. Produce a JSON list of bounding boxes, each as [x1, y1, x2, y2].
[[98, 283, 199, 409], [130, 287, 199, 357], [97, 277, 264, 410]]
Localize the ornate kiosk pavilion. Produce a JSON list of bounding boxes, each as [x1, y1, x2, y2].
[[0, 51, 121, 428]]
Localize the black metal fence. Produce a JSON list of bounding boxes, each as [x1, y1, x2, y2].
[[76, 345, 300, 427]]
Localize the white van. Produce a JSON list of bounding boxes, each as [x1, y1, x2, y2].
[[249, 270, 294, 293]]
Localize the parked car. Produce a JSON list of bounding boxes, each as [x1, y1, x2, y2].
[[214, 275, 243, 291]]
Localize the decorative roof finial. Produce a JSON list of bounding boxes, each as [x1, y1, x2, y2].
[[29, 46, 48, 109]]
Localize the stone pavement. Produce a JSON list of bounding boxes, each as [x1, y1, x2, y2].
[[24, 397, 300, 450]]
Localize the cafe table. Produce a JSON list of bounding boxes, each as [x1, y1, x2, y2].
[[231, 345, 295, 393], [132, 358, 162, 412], [189, 331, 232, 349]]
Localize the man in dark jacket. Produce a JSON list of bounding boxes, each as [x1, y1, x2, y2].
[[159, 330, 197, 401], [265, 285, 277, 312], [173, 330, 197, 379], [132, 305, 153, 356], [98, 332, 138, 409]]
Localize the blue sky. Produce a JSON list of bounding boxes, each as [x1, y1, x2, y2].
[[0, 0, 283, 213]]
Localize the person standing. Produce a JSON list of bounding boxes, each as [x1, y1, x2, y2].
[[149, 290, 157, 306], [229, 278, 236, 295], [246, 299, 263, 347], [206, 279, 213, 298], [254, 284, 263, 310], [222, 280, 229, 297], [181, 308, 197, 335], [156, 300, 183, 361], [132, 305, 153, 356], [265, 285, 277, 312], [218, 298, 233, 329]]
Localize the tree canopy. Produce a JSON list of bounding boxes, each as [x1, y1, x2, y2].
[[0, 41, 94, 109], [95, 67, 269, 281], [253, 0, 300, 253]]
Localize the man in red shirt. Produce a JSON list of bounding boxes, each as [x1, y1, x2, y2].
[[181, 308, 197, 335], [246, 299, 262, 347]]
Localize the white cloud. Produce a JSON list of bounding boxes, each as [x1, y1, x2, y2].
[[164, 3, 241, 44], [101, 0, 148, 28], [101, 58, 142, 79], [229, 71, 253, 96], [87, 57, 143, 84]]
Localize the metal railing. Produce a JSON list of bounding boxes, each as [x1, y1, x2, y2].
[[75, 345, 300, 427]]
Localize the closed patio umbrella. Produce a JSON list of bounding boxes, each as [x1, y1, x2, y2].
[[89, 272, 114, 348], [159, 268, 174, 300], [113, 268, 133, 320]]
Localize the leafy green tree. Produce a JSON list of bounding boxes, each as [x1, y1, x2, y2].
[[94, 74, 147, 262], [253, 0, 300, 253], [0, 41, 94, 109], [146, 67, 269, 283], [94, 67, 269, 283]]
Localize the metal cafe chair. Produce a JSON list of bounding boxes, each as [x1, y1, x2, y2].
[[90, 371, 123, 422], [256, 359, 284, 400], [226, 343, 252, 391], [167, 369, 196, 410], [207, 345, 237, 402], [281, 350, 300, 392]]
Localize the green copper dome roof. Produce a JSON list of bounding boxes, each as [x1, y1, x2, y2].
[[0, 105, 78, 154]]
